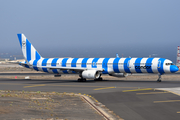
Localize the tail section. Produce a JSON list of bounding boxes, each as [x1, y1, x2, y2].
[[17, 33, 42, 62]]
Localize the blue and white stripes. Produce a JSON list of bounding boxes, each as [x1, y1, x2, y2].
[[17, 34, 42, 62], [24, 57, 176, 74], [17, 33, 179, 75]]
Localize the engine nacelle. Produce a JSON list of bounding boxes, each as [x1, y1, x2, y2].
[[109, 73, 128, 77], [82, 70, 100, 79]]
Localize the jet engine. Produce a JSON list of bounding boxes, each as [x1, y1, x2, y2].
[[109, 73, 128, 77], [81, 70, 101, 79]]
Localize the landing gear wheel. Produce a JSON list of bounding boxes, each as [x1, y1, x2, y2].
[[157, 79, 161, 82], [157, 73, 162, 82], [78, 78, 86, 82], [94, 77, 103, 81]]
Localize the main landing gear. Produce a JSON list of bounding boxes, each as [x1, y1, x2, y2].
[[77, 75, 103, 82], [78, 74, 86, 82], [77, 77, 103, 82], [157, 73, 162, 82], [94, 77, 103, 81], [78, 78, 86, 82], [94, 74, 103, 81]]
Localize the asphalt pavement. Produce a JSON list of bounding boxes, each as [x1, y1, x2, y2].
[[0, 75, 180, 120]]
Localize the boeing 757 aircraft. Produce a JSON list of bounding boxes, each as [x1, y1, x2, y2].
[[17, 34, 179, 82]]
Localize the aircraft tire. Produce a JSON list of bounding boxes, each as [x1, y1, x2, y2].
[[157, 79, 161, 82], [94, 77, 103, 81], [78, 78, 86, 82]]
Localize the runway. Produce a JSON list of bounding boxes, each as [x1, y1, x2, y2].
[[0, 76, 180, 120]]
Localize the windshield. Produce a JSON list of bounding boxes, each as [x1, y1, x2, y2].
[[165, 63, 175, 65]]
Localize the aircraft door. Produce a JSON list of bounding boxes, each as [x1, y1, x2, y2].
[[158, 60, 161, 68], [127, 60, 131, 68]]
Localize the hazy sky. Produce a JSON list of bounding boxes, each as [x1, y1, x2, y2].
[[0, 0, 180, 62]]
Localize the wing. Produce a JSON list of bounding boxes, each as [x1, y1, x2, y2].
[[44, 66, 104, 72], [8, 62, 29, 66], [9, 62, 104, 72]]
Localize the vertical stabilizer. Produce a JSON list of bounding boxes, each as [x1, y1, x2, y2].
[[17, 33, 42, 62]]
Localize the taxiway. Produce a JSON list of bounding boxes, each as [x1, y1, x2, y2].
[[0, 75, 180, 120]]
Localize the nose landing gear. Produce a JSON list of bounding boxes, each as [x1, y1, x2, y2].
[[157, 73, 162, 82]]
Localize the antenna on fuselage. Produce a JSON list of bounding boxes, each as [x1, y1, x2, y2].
[[116, 53, 119, 58], [176, 46, 180, 68]]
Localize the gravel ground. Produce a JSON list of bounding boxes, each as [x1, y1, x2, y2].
[[0, 64, 115, 120], [0, 91, 105, 120]]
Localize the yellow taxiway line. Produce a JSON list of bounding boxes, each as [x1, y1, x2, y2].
[[94, 87, 116, 90], [0, 83, 26, 85], [154, 100, 180, 103], [47, 84, 137, 89], [0, 83, 138, 90], [177, 111, 180, 114], [136, 92, 169, 95], [48, 85, 111, 88], [123, 88, 153, 92], [24, 84, 46, 88]]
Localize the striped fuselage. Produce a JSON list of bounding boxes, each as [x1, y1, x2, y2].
[[22, 57, 176, 74]]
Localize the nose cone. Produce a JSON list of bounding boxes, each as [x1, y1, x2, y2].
[[170, 65, 179, 73]]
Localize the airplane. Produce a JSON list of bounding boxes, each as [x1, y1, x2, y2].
[[17, 33, 179, 82]]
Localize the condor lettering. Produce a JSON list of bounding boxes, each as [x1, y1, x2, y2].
[[135, 65, 151, 69]]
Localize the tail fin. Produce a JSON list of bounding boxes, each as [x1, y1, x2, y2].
[[17, 33, 42, 62]]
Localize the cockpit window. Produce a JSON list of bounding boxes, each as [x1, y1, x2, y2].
[[165, 63, 175, 65]]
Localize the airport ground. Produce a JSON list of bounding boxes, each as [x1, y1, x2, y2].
[[0, 91, 106, 120], [0, 64, 180, 120]]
